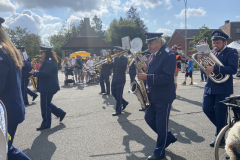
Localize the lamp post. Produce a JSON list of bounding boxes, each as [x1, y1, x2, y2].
[[178, 0, 187, 56]]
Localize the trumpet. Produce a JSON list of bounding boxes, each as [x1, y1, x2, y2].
[[83, 49, 129, 72]]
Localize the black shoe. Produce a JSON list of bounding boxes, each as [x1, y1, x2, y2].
[[165, 138, 177, 148], [147, 154, 165, 160], [139, 108, 146, 111], [103, 93, 110, 95], [112, 112, 121, 116], [210, 139, 225, 147], [36, 126, 50, 131], [60, 112, 66, 122], [24, 102, 29, 106], [32, 94, 38, 101], [122, 102, 129, 111], [99, 92, 105, 94]]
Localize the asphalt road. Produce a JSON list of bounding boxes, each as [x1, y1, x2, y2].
[[14, 71, 240, 160]]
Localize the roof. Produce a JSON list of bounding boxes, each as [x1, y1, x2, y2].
[[175, 29, 222, 39], [62, 36, 110, 48], [62, 18, 110, 49]]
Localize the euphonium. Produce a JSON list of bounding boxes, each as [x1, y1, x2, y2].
[[192, 44, 229, 83]]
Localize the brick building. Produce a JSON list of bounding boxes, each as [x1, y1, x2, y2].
[[168, 20, 240, 56]]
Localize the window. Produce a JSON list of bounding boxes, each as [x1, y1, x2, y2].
[[236, 28, 240, 33], [65, 51, 72, 57]]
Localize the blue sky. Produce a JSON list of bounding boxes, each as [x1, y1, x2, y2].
[[0, 0, 239, 43]]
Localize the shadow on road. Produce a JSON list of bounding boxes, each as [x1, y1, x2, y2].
[[169, 119, 205, 144], [101, 94, 115, 108], [118, 112, 186, 160], [176, 95, 202, 107], [23, 123, 66, 160]]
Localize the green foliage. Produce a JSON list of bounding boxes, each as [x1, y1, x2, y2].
[[163, 35, 171, 46], [4, 26, 41, 57], [91, 15, 107, 40], [48, 20, 83, 58], [107, 6, 148, 49], [189, 25, 213, 54]]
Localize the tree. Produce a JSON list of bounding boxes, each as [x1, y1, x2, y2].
[[163, 35, 171, 46], [4, 26, 41, 57], [91, 15, 107, 40], [107, 6, 148, 50], [189, 25, 213, 54], [48, 20, 83, 58]]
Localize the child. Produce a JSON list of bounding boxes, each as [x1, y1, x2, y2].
[[182, 55, 193, 85]]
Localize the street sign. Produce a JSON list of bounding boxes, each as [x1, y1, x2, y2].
[[177, 44, 182, 50]]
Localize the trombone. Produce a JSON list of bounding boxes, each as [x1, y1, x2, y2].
[[83, 49, 129, 72]]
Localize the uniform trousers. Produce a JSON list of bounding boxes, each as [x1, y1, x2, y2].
[[111, 82, 128, 113], [129, 73, 136, 83], [8, 123, 31, 160], [144, 102, 175, 156], [21, 78, 37, 104], [40, 92, 65, 128], [202, 93, 229, 135], [200, 69, 207, 81], [100, 74, 110, 94]]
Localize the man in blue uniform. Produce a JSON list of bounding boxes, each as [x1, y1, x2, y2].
[[30, 46, 66, 131], [99, 56, 111, 95], [202, 30, 239, 147], [137, 33, 177, 160], [0, 17, 31, 160], [108, 46, 129, 116], [17, 47, 38, 105], [128, 53, 136, 84]]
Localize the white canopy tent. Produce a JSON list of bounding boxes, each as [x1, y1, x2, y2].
[[227, 41, 240, 51]]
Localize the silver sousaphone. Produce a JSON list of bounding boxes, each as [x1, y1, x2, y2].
[[129, 38, 151, 110]]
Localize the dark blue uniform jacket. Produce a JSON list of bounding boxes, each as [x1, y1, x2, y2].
[[100, 63, 111, 76], [33, 59, 60, 93], [109, 55, 128, 84], [205, 47, 238, 95], [22, 58, 32, 78], [0, 47, 25, 126], [129, 61, 136, 75], [147, 46, 176, 104]]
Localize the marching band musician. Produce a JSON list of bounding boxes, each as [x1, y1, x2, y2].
[[99, 56, 111, 95], [108, 46, 129, 116], [17, 47, 38, 106], [128, 53, 136, 84], [137, 33, 177, 160], [202, 30, 239, 147], [0, 17, 31, 160], [29, 46, 66, 131]]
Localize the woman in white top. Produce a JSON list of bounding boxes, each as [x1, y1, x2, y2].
[[83, 62, 90, 83], [87, 56, 94, 67]]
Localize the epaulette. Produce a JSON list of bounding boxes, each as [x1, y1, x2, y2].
[[0, 44, 2, 49], [165, 48, 170, 53]]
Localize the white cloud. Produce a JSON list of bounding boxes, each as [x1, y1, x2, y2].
[[236, 15, 240, 18], [15, 0, 112, 13], [0, 0, 16, 13], [141, 18, 149, 23], [179, 22, 191, 28], [131, 0, 162, 9], [166, 21, 171, 25], [164, 0, 172, 10], [4, 10, 62, 42], [43, 14, 61, 21], [175, 7, 206, 19], [157, 28, 173, 36]]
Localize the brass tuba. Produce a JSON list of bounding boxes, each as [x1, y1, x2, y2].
[[192, 43, 229, 83]]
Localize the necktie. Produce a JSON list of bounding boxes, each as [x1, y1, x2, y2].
[[152, 54, 155, 60], [215, 52, 219, 57]]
